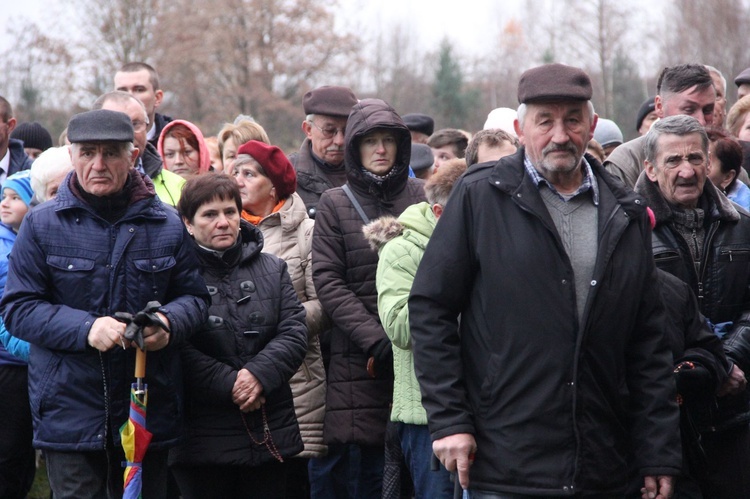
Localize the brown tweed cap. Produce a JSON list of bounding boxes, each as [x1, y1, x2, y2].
[[303, 86, 358, 117], [518, 64, 593, 104]]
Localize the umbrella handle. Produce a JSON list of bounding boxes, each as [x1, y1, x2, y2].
[[135, 347, 146, 378]]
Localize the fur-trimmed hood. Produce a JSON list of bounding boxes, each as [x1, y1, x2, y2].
[[363, 201, 435, 252], [634, 169, 740, 226]]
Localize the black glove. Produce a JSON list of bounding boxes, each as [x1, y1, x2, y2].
[[367, 338, 393, 378]]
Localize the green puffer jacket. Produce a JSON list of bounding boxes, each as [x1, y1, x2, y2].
[[364, 202, 435, 425]]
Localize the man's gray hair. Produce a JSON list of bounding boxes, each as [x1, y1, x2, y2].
[[517, 101, 596, 128], [644, 115, 708, 163]]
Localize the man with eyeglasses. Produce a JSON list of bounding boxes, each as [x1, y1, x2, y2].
[[290, 85, 358, 219], [635, 115, 750, 497], [93, 91, 185, 206]]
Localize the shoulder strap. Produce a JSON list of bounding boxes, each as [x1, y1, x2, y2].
[[342, 184, 370, 224]]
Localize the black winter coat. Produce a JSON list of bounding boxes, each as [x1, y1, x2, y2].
[[312, 98, 425, 446], [409, 149, 681, 495], [635, 174, 750, 430], [169, 222, 308, 467]]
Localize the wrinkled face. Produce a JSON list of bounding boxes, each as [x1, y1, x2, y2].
[[304, 115, 347, 166], [431, 145, 457, 170], [711, 73, 727, 126], [645, 133, 707, 209], [163, 136, 200, 179], [737, 113, 750, 142], [114, 69, 163, 123], [100, 98, 148, 158], [657, 84, 715, 126], [516, 101, 596, 178], [184, 197, 240, 251], [359, 130, 398, 176], [70, 142, 137, 197], [638, 111, 659, 136], [233, 159, 276, 215], [476, 141, 517, 164], [0, 188, 28, 232]]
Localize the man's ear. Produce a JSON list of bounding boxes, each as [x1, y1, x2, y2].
[[654, 95, 664, 118], [6, 117, 16, 134], [645, 159, 659, 182], [302, 120, 313, 139], [431, 203, 443, 219], [154, 89, 164, 110], [130, 147, 140, 167], [514, 119, 524, 145], [589, 114, 599, 141]]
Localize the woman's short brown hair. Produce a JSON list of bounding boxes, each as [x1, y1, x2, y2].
[[178, 173, 242, 223]]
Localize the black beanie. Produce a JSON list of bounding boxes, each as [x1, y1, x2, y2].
[[10, 122, 53, 151], [635, 97, 656, 132]]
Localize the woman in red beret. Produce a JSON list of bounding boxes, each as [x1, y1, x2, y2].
[[232, 140, 328, 497]]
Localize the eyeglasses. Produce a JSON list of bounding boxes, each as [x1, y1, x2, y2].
[[662, 153, 706, 169], [309, 121, 345, 139], [131, 120, 149, 133]]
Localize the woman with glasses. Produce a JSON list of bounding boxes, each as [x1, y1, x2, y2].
[[157, 120, 212, 179], [232, 140, 329, 498]]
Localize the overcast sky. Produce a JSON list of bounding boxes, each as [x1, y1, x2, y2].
[[2, 0, 524, 56]]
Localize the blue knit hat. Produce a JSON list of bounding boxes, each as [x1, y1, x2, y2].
[[4, 171, 34, 207]]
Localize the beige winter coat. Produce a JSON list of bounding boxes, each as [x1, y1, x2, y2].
[[256, 192, 328, 458]]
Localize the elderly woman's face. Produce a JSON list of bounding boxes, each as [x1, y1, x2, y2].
[[45, 170, 70, 201], [233, 160, 275, 215], [185, 197, 240, 251]]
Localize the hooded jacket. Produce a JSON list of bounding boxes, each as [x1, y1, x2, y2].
[[255, 192, 327, 458], [0, 170, 210, 451], [141, 142, 185, 206], [635, 171, 750, 430], [157, 119, 212, 176], [312, 98, 426, 446], [169, 221, 307, 467], [364, 202, 435, 425], [409, 149, 681, 495]]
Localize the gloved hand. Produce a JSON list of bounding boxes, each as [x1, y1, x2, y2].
[[367, 338, 393, 378]]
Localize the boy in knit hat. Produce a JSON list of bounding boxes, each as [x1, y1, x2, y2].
[[0, 170, 35, 498]]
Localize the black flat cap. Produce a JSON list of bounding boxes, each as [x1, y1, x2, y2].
[[735, 67, 750, 86], [403, 113, 435, 137], [410, 143, 434, 172], [303, 86, 358, 117], [518, 63, 592, 104], [67, 109, 134, 143]]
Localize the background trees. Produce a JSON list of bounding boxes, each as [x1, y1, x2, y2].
[[2, 0, 750, 151]]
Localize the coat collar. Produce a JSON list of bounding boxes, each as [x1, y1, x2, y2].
[[634, 170, 739, 226]]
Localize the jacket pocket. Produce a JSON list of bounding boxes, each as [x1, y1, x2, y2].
[[133, 256, 176, 300], [46, 255, 95, 272]]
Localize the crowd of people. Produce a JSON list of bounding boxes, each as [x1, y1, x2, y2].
[[1, 58, 750, 499]]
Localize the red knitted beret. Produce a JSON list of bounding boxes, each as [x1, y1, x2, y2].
[[237, 140, 297, 199]]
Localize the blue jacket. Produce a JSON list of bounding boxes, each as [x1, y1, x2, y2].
[[0, 223, 27, 365], [0, 171, 210, 451], [6, 138, 33, 179]]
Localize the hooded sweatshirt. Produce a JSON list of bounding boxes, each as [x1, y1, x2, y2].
[[157, 119, 212, 175]]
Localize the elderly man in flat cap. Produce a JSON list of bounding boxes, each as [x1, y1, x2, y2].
[[409, 63, 681, 499], [290, 85, 358, 219], [0, 109, 209, 498]]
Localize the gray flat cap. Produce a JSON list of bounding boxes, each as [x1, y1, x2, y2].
[[403, 113, 435, 137], [735, 67, 750, 86], [303, 86, 358, 117], [410, 143, 434, 172], [67, 109, 134, 143]]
